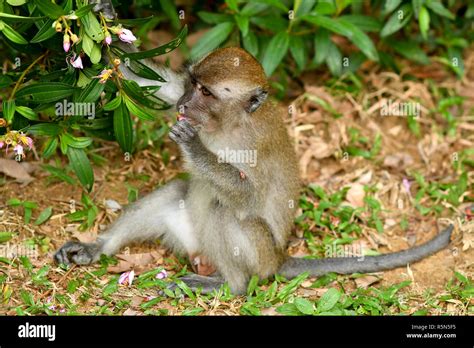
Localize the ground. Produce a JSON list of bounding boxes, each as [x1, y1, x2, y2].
[[0, 45, 473, 316]]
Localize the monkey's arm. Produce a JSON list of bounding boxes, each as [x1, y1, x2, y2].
[[279, 225, 453, 279], [169, 120, 254, 198]]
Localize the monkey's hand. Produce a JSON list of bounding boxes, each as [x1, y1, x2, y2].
[[169, 119, 200, 149], [54, 241, 99, 266]]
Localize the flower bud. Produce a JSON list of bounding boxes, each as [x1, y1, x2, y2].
[[63, 34, 71, 52]]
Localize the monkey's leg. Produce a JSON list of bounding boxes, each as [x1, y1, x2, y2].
[[172, 215, 282, 295], [54, 180, 198, 265]]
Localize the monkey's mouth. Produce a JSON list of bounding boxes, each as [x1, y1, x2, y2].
[[177, 113, 199, 126]]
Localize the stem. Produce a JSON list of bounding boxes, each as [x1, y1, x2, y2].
[[8, 51, 48, 101]]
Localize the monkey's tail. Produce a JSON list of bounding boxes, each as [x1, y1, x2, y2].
[[279, 225, 453, 279]]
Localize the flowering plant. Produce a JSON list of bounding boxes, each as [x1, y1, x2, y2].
[[0, 0, 186, 191]]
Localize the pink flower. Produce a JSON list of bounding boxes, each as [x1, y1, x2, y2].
[[104, 33, 112, 45], [63, 34, 71, 53], [95, 69, 113, 84], [13, 144, 23, 156], [70, 54, 83, 69], [19, 133, 33, 148], [118, 270, 135, 286], [118, 28, 136, 43], [0, 141, 4, 149], [156, 269, 168, 280]]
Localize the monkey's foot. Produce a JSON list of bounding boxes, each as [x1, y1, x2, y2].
[[167, 274, 225, 295], [54, 241, 98, 266]]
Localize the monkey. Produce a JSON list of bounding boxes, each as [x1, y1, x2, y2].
[[54, 2, 454, 295]]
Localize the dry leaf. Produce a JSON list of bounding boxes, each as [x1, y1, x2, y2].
[[354, 275, 381, 289], [0, 158, 34, 184], [72, 231, 98, 243], [345, 183, 365, 208], [108, 251, 163, 274], [123, 308, 141, 316]]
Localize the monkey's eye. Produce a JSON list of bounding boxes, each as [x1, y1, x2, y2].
[[190, 77, 197, 85], [200, 86, 212, 96]]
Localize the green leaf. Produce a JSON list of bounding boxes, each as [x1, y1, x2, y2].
[[28, 123, 61, 136], [303, 15, 378, 61], [190, 22, 234, 60], [197, 11, 233, 24], [31, 19, 56, 43], [276, 303, 300, 316], [241, 2, 268, 16], [251, 15, 287, 32], [2, 99, 15, 123], [325, 42, 342, 76], [82, 33, 94, 57], [0, 232, 14, 243], [313, 0, 336, 15], [90, 43, 102, 64], [159, 0, 181, 30], [295, 0, 317, 16], [24, 208, 33, 224], [317, 288, 341, 312], [226, 0, 239, 12], [235, 15, 249, 37], [111, 46, 166, 82], [242, 31, 258, 57], [67, 147, 94, 191], [7, 198, 22, 206], [380, 4, 413, 37], [412, 0, 423, 18], [80, 12, 104, 42], [16, 106, 38, 120], [294, 297, 315, 315], [33, 0, 65, 19], [122, 80, 167, 109], [103, 96, 122, 111], [7, 0, 27, 6], [0, 21, 28, 44], [313, 28, 330, 65], [77, 78, 105, 103], [0, 12, 44, 22], [113, 103, 134, 154], [124, 96, 155, 121], [290, 35, 306, 71], [123, 25, 187, 60], [34, 207, 53, 226], [418, 6, 430, 40], [246, 275, 259, 295], [381, 0, 402, 16], [388, 38, 430, 65], [253, 0, 288, 12], [102, 279, 119, 296], [74, 3, 95, 18], [16, 82, 74, 103], [62, 133, 93, 149], [339, 15, 382, 32], [262, 31, 290, 76], [41, 164, 76, 185], [42, 137, 58, 158], [425, 0, 455, 20]]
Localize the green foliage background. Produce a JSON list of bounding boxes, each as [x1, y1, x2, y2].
[[0, 0, 472, 192]]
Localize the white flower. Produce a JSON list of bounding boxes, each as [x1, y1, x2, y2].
[[118, 28, 136, 43], [70, 54, 83, 69]]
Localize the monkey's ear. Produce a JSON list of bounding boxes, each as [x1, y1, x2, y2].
[[245, 87, 268, 113]]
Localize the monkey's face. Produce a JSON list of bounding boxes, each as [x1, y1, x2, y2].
[[176, 48, 271, 132], [176, 76, 223, 132]]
